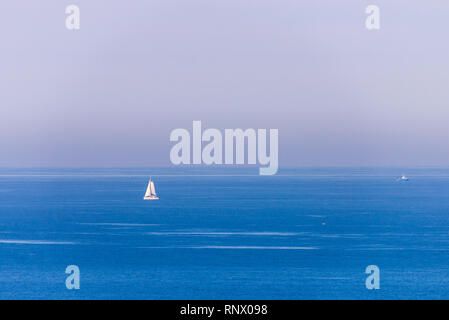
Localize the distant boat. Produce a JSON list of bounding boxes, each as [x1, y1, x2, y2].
[[143, 178, 159, 200], [397, 175, 409, 181]]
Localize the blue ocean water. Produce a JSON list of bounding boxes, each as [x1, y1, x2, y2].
[[1, 167, 449, 300]]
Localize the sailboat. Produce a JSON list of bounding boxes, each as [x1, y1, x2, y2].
[[143, 178, 159, 200]]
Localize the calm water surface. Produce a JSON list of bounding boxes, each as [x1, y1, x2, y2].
[[1, 167, 449, 299]]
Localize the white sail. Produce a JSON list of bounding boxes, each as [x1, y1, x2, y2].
[[150, 181, 156, 196], [144, 178, 159, 200], [144, 180, 152, 197]]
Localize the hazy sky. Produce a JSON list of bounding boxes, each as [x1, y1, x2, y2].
[[1, 0, 448, 166]]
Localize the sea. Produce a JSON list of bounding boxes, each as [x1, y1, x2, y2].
[[1, 167, 449, 300]]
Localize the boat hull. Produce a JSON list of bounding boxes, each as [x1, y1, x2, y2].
[[143, 196, 159, 200]]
